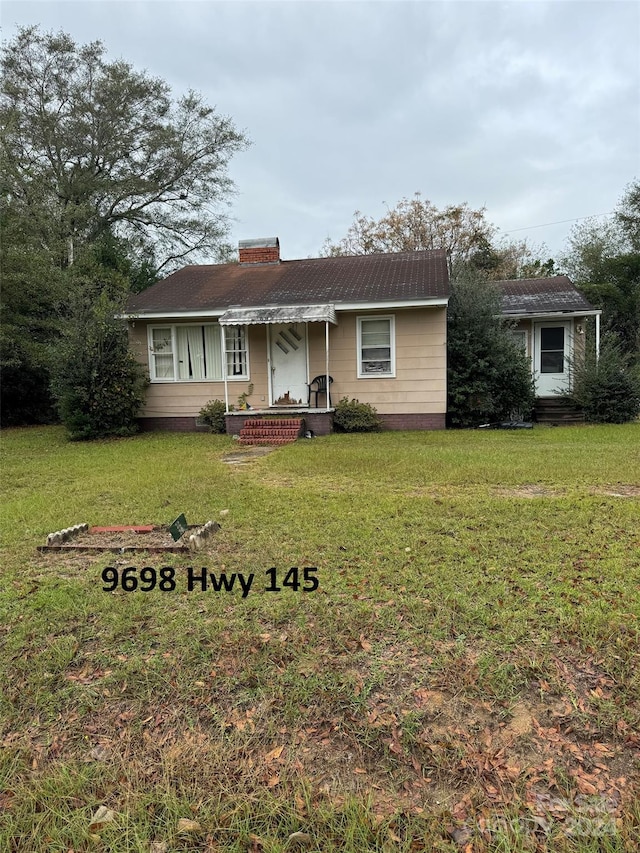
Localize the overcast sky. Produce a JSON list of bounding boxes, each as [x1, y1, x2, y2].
[[3, 0, 639, 263]]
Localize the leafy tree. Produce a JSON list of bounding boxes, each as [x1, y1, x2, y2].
[[323, 192, 550, 278], [0, 205, 65, 425], [561, 180, 640, 362], [616, 179, 640, 250], [1, 25, 250, 273], [1, 25, 248, 426], [447, 269, 535, 427]]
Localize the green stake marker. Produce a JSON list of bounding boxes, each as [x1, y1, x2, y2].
[[169, 513, 188, 541]]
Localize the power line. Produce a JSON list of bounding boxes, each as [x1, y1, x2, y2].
[[503, 212, 614, 234]]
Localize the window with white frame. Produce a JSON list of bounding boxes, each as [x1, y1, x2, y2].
[[357, 315, 395, 377], [148, 324, 248, 381], [150, 327, 175, 379], [224, 326, 248, 377]]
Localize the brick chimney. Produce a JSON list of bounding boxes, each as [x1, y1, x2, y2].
[[238, 237, 280, 265]]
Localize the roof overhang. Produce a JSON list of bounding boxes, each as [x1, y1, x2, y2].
[[218, 304, 337, 326], [336, 297, 449, 310], [502, 309, 602, 320], [121, 297, 448, 322]]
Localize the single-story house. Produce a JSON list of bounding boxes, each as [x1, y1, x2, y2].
[[124, 239, 450, 433], [123, 239, 599, 433]]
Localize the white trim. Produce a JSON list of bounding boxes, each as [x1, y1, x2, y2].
[[325, 320, 330, 410], [122, 297, 449, 321], [147, 325, 175, 382], [533, 320, 572, 396], [357, 314, 396, 379], [338, 298, 448, 311], [502, 310, 601, 320], [266, 326, 273, 405], [147, 322, 249, 383], [223, 325, 250, 381], [124, 309, 225, 320]]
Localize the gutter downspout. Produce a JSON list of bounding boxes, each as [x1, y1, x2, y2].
[[595, 314, 600, 363]]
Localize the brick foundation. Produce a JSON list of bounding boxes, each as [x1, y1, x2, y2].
[[139, 411, 446, 434], [138, 417, 209, 432], [300, 412, 334, 436], [378, 413, 446, 431]]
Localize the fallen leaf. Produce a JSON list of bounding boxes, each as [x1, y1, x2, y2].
[[287, 831, 312, 847], [266, 774, 280, 788], [575, 777, 597, 796], [359, 636, 372, 652], [264, 745, 284, 763], [149, 843, 168, 853], [89, 745, 111, 762], [177, 818, 202, 832], [89, 806, 116, 831], [0, 791, 15, 811]]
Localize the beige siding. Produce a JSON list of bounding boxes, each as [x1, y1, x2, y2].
[[129, 322, 269, 418], [129, 306, 447, 419], [309, 307, 446, 414], [573, 316, 588, 363]]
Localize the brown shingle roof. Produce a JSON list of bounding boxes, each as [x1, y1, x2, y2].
[[496, 276, 597, 315], [125, 249, 450, 315]]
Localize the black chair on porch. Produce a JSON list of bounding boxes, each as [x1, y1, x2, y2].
[[307, 375, 333, 408]]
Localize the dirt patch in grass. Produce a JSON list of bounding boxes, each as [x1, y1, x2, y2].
[[63, 528, 180, 548], [590, 484, 640, 498], [492, 485, 568, 498], [222, 445, 278, 465]]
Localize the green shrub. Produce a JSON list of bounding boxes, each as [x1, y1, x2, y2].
[[51, 292, 148, 440], [198, 399, 227, 433], [564, 339, 640, 423], [333, 397, 382, 432], [447, 269, 535, 427]]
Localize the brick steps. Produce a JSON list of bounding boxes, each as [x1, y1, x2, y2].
[[238, 418, 304, 446]]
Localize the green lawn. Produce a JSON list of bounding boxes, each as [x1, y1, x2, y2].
[[1, 424, 639, 852]]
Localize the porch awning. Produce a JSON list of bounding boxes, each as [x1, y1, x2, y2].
[[218, 304, 337, 326]]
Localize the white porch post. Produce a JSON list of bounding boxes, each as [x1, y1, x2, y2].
[[325, 320, 330, 408], [222, 329, 229, 412], [595, 313, 600, 363]]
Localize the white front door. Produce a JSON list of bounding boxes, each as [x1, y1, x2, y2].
[[534, 321, 571, 396], [269, 323, 308, 406]]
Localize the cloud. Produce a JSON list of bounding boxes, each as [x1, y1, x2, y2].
[[3, 0, 638, 259]]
